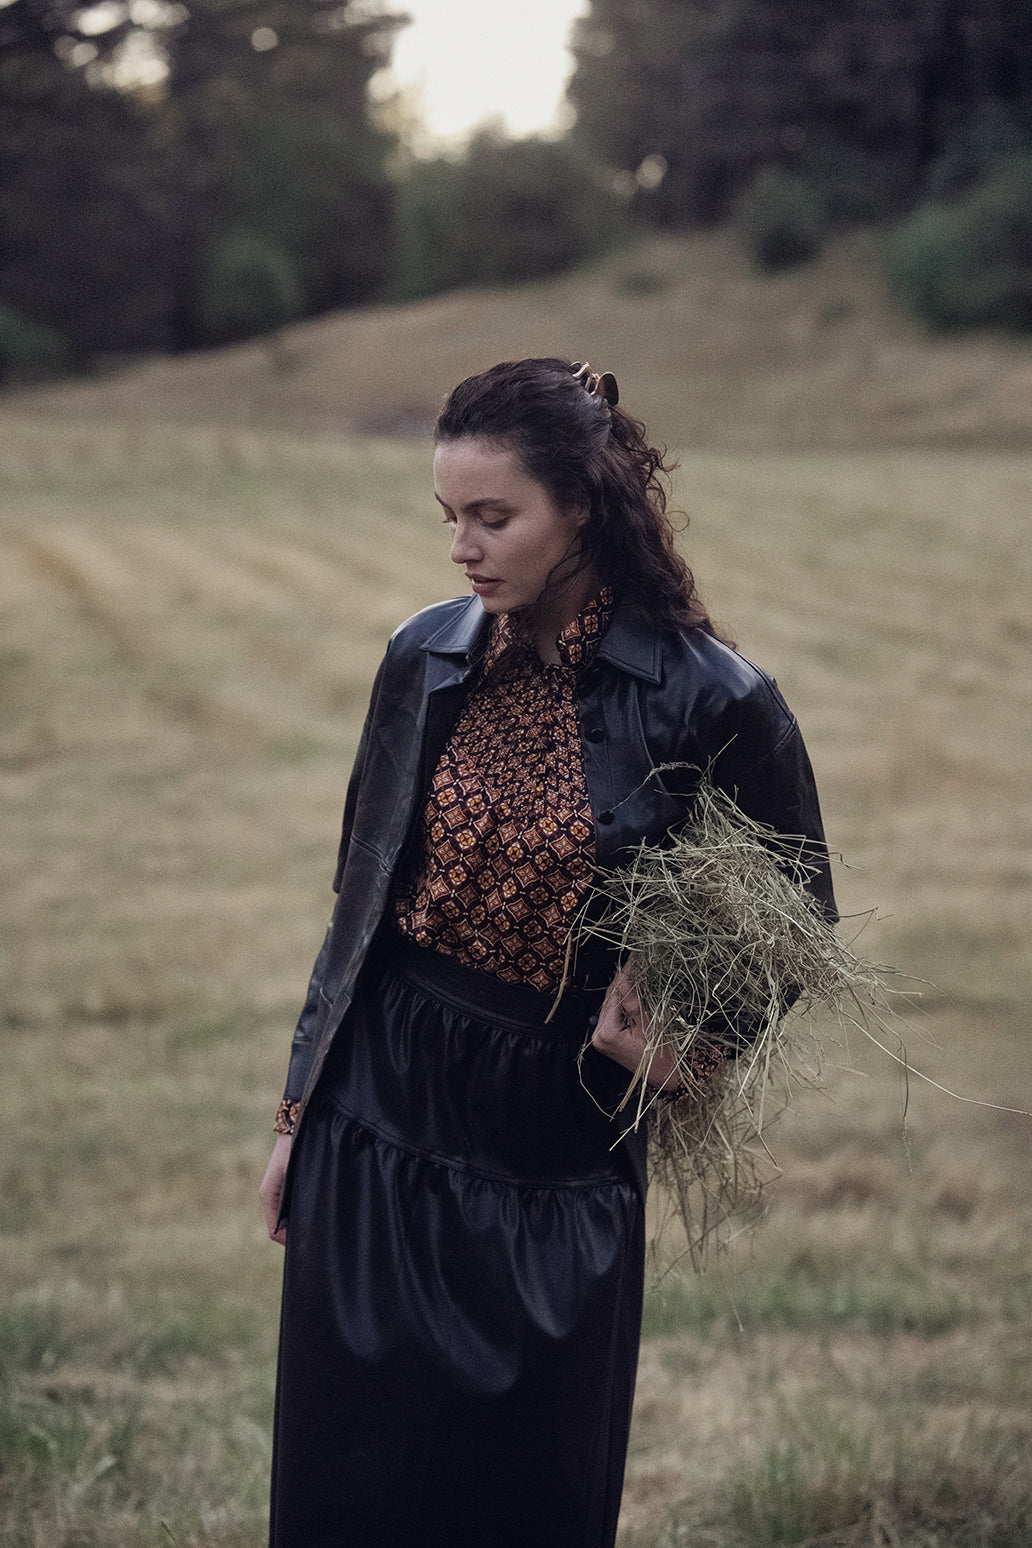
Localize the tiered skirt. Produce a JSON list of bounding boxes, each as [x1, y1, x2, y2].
[[270, 936, 645, 1548]]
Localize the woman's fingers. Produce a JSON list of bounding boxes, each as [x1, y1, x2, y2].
[[591, 971, 681, 1089]]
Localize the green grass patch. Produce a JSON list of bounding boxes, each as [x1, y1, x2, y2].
[[0, 1380, 272, 1548], [0, 1279, 263, 1382], [643, 1238, 979, 1340], [710, 1403, 1032, 1548], [0, 1274, 277, 1547]]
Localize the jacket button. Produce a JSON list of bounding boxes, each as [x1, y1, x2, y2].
[[585, 725, 605, 743], [598, 809, 615, 826]]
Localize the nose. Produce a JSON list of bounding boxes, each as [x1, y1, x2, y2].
[[450, 519, 482, 567]]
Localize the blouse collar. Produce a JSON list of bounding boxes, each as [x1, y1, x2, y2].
[[488, 586, 615, 671]]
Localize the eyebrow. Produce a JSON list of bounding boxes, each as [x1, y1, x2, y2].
[[434, 493, 513, 515]]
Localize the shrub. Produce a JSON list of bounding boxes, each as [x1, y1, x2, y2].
[[889, 156, 1032, 333], [888, 201, 968, 327], [0, 305, 70, 387], [199, 230, 304, 347], [393, 132, 623, 299], [796, 130, 911, 223], [611, 265, 669, 297], [735, 166, 829, 272], [925, 102, 1032, 203]]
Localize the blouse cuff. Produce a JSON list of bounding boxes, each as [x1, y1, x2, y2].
[[273, 1097, 302, 1136], [656, 1040, 729, 1105]]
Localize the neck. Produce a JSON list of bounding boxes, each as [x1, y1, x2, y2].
[[527, 568, 602, 663]]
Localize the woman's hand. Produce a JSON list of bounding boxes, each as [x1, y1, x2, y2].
[[591, 965, 681, 1092], [259, 1134, 293, 1245]]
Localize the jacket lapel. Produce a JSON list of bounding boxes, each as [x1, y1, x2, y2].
[[418, 596, 492, 795]]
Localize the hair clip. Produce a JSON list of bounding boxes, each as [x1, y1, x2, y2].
[[571, 361, 619, 407]]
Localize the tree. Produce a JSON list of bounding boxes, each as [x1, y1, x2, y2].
[[162, 0, 405, 346], [567, 0, 1032, 228], [0, 0, 406, 362], [0, 0, 171, 360]]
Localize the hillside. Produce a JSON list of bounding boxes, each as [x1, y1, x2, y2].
[[15, 231, 1032, 450], [2, 234, 1031, 1547]]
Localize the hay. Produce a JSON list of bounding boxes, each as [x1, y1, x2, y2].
[[574, 778, 885, 1267]]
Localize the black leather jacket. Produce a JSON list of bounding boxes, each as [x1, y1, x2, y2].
[[281, 594, 836, 1123]]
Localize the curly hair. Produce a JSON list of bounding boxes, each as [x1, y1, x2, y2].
[[434, 357, 726, 640]]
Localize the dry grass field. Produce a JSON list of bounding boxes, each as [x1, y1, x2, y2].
[[2, 243, 1031, 1545]]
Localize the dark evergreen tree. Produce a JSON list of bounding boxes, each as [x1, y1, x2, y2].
[[162, 0, 405, 346], [568, 0, 1032, 227], [0, 0, 405, 363], [0, 0, 170, 362]]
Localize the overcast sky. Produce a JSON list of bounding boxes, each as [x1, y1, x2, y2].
[[386, 0, 589, 143]]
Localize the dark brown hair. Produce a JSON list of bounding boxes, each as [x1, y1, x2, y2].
[[434, 357, 725, 638]]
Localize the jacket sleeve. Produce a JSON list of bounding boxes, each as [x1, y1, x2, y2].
[[696, 675, 838, 1054], [280, 924, 332, 1105], [711, 713, 837, 923], [276, 653, 390, 1116], [330, 657, 387, 895]]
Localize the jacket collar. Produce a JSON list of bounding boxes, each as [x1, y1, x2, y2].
[[594, 601, 662, 683], [419, 595, 488, 659], [419, 592, 662, 684]]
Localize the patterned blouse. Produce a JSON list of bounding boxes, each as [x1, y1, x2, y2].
[[392, 589, 613, 991]]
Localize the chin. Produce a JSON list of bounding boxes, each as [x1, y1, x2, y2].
[[474, 592, 510, 613]]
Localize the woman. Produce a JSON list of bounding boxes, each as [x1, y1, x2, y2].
[[259, 358, 835, 1548]]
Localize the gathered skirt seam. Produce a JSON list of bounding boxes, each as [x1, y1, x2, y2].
[[319, 1091, 627, 1193]]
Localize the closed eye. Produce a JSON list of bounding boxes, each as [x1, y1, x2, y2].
[[440, 513, 510, 531]]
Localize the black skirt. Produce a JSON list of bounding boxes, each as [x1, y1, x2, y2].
[[270, 936, 646, 1548]]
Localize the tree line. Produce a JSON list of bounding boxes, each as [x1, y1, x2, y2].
[[569, 0, 1032, 331], [0, 0, 403, 376], [2, 0, 1032, 382]]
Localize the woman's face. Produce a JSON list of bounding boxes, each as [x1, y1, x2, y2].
[[433, 438, 594, 624]]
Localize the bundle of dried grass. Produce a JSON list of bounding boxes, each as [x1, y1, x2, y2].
[[574, 779, 884, 1267]]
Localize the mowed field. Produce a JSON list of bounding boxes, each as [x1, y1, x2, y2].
[[2, 346, 1031, 1543]]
